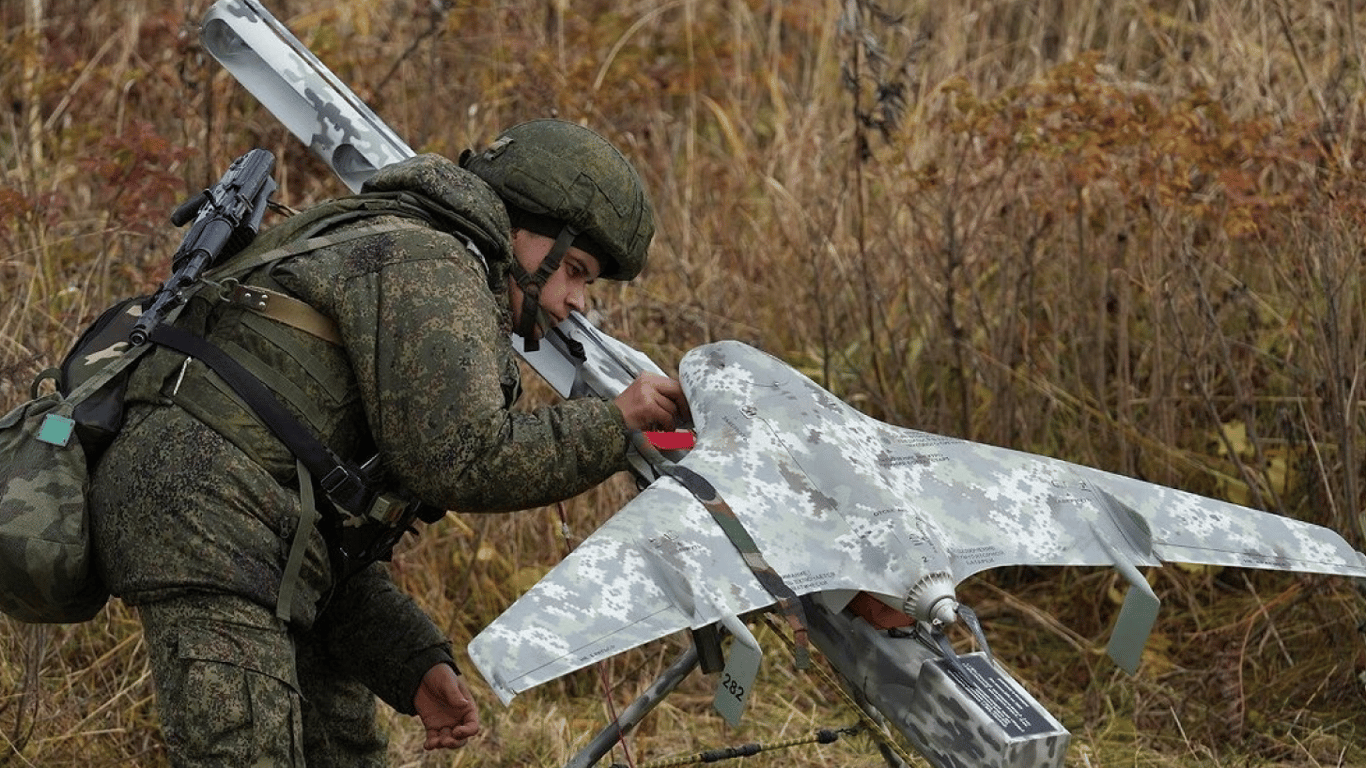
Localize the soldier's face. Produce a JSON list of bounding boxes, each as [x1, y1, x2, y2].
[[509, 228, 603, 337]]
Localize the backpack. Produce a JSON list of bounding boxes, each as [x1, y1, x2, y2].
[[0, 299, 152, 622]]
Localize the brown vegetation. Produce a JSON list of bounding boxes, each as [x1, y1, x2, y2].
[[3, 0, 1366, 766]]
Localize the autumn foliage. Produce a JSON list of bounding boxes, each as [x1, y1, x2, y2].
[[3, 1, 1366, 766]]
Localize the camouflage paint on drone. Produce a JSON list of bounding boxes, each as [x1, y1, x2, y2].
[[805, 597, 1068, 768], [660, 461, 812, 666], [469, 340, 1366, 704], [200, 0, 415, 192]]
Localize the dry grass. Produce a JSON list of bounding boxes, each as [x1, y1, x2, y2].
[[5, 0, 1366, 765]]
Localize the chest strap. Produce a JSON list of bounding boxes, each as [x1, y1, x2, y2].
[[149, 320, 423, 620]]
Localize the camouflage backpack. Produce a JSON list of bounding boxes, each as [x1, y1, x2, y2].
[[0, 299, 151, 623], [0, 220, 369, 624]]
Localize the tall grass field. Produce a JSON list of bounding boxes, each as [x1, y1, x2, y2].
[[4, 1, 1366, 766]]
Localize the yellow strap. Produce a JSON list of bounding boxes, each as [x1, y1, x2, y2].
[[226, 282, 343, 346]]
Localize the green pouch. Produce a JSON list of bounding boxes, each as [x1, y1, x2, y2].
[[0, 304, 153, 624], [0, 390, 108, 622]]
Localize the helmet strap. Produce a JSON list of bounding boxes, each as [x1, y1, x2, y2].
[[513, 223, 580, 352]]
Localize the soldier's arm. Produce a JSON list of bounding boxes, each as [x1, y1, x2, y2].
[[335, 230, 631, 512], [317, 563, 456, 716]]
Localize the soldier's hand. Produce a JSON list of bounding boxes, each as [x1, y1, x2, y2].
[[414, 663, 480, 750], [615, 373, 690, 432]]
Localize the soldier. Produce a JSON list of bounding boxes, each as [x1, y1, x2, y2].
[[89, 119, 688, 766]]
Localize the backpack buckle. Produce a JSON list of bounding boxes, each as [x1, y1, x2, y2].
[[319, 465, 370, 515]]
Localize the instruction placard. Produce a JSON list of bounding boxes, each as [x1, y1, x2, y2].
[[935, 655, 1057, 738]]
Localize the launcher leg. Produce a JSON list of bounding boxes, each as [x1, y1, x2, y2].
[[564, 645, 701, 768]]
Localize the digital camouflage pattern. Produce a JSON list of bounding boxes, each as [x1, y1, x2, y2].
[[469, 340, 1366, 707], [201, 0, 415, 193], [94, 153, 629, 620], [140, 578, 433, 767], [806, 598, 1068, 768], [87, 154, 634, 761], [140, 594, 309, 766], [198, 0, 664, 440]]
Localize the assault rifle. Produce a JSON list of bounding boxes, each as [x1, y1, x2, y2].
[[129, 148, 278, 346]]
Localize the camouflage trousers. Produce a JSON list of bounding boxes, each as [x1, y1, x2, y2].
[[139, 594, 387, 767]]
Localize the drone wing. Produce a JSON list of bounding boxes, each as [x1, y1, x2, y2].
[[465, 470, 764, 705], [871, 426, 1366, 583], [466, 419, 919, 704]]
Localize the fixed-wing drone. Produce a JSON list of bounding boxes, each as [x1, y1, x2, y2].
[[470, 337, 1366, 685], [466, 339, 1366, 767], [198, 3, 1366, 766]]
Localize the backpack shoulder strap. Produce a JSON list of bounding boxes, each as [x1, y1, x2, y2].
[[146, 324, 368, 510], [147, 323, 382, 620], [211, 219, 418, 281]]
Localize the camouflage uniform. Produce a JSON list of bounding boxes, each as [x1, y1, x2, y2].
[[89, 154, 632, 766]]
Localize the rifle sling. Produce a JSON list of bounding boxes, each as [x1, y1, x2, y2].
[[223, 282, 342, 345]]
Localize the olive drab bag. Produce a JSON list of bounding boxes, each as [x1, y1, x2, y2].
[[0, 146, 280, 623], [0, 299, 150, 623]]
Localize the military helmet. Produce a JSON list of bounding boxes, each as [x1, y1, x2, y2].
[[461, 119, 654, 280]]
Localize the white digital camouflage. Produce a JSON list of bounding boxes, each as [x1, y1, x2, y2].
[[468, 340, 1366, 703], [201, 0, 414, 192]]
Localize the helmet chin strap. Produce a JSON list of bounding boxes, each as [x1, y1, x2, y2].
[[512, 223, 580, 352]]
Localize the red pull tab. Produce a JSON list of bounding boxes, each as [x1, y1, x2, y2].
[[645, 431, 696, 451]]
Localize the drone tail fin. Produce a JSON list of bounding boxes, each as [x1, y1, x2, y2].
[[1104, 554, 1161, 674], [1092, 490, 1162, 674]]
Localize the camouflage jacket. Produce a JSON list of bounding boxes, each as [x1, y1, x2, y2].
[[89, 154, 631, 711]]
